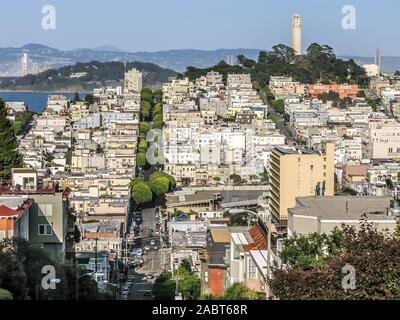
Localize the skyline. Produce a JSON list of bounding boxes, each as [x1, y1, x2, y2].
[[0, 0, 398, 56]]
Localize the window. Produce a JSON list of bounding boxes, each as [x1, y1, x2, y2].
[[38, 203, 53, 217], [204, 271, 208, 283], [38, 224, 52, 236], [7, 230, 13, 239], [0, 230, 5, 239], [248, 260, 257, 279]]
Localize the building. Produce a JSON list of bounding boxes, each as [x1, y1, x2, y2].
[[306, 84, 359, 100], [269, 143, 335, 221], [199, 228, 230, 296], [124, 68, 142, 93], [363, 64, 380, 77], [287, 196, 398, 235], [370, 122, 400, 159], [291, 14, 302, 55]]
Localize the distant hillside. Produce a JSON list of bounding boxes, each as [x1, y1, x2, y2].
[[0, 44, 261, 75], [0, 60, 177, 91]]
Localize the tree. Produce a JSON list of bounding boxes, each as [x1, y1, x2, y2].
[[141, 87, 153, 103], [149, 172, 176, 190], [153, 114, 163, 123], [139, 122, 150, 135], [73, 92, 80, 102], [271, 99, 285, 114], [148, 177, 170, 197], [131, 180, 153, 205], [0, 100, 23, 179], [84, 94, 95, 105], [270, 221, 400, 300], [152, 121, 164, 129], [0, 288, 13, 300], [140, 101, 152, 119], [223, 283, 262, 300], [259, 172, 269, 183], [0, 249, 27, 299], [153, 272, 176, 300], [229, 174, 242, 183], [138, 139, 148, 152], [176, 261, 201, 300], [136, 152, 147, 168]]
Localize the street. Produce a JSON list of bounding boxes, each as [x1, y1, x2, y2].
[[128, 206, 169, 300]]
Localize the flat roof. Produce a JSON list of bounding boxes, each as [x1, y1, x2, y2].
[[289, 196, 392, 220], [210, 229, 231, 243]]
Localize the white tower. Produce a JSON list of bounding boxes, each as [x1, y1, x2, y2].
[[291, 14, 302, 55]]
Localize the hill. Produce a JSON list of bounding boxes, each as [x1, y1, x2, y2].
[[183, 43, 369, 87], [0, 61, 177, 91]]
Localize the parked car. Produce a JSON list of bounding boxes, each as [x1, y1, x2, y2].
[[144, 245, 150, 251], [150, 240, 156, 246]]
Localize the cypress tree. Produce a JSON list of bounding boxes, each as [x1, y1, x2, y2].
[[0, 99, 22, 180]]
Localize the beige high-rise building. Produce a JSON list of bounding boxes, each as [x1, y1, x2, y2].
[[269, 143, 335, 222], [291, 14, 302, 55], [124, 68, 142, 93]]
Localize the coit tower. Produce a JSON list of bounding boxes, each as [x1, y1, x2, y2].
[[291, 14, 302, 55]]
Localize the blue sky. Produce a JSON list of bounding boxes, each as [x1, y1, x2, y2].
[[0, 0, 398, 56]]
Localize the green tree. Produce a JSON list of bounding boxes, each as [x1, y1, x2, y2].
[[149, 171, 176, 190], [141, 87, 153, 103], [73, 92, 80, 102], [0, 288, 13, 300], [138, 139, 148, 152], [148, 177, 170, 197], [0, 249, 27, 299], [84, 94, 95, 105], [131, 180, 152, 205], [153, 114, 163, 123], [271, 99, 285, 114], [136, 152, 147, 168], [139, 122, 150, 135], [223, 283, 262, 300], [270, 222, 400, 300], [229, 174, 242, 183], [152, 121, 164, 129], [0, 99, 23, 179], [153, 272, 176, 300]]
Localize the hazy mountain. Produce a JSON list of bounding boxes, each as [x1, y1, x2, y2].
[[0, 44, 261, 75], [92, 45, 125, 52], [1, 43, 399, 76]]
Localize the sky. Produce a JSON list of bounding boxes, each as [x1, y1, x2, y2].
[[0, 0, 398, 56]]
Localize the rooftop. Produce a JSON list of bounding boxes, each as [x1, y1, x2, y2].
[[289, 196, 393, 220]]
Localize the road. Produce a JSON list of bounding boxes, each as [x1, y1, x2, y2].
[[268, 106, 296, 146], [128, 206, 169, 300]]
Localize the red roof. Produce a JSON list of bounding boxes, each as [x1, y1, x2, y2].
[[243, 225, 268, 252], [0, 205, 21, 218]]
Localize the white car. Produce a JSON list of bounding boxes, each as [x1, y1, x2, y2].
[[150, 240, 156, 246], [144, 245, 150, 251]]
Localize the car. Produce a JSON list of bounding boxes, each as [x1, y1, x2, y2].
[[144, 245, 150, 251], [144, 291, 151, 297], [121, 290, 130, 295], [125, 281, 133, 287], [153, 246, 159, 250], [150, 240, 156, 246], [120, 295, 128, 300]]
